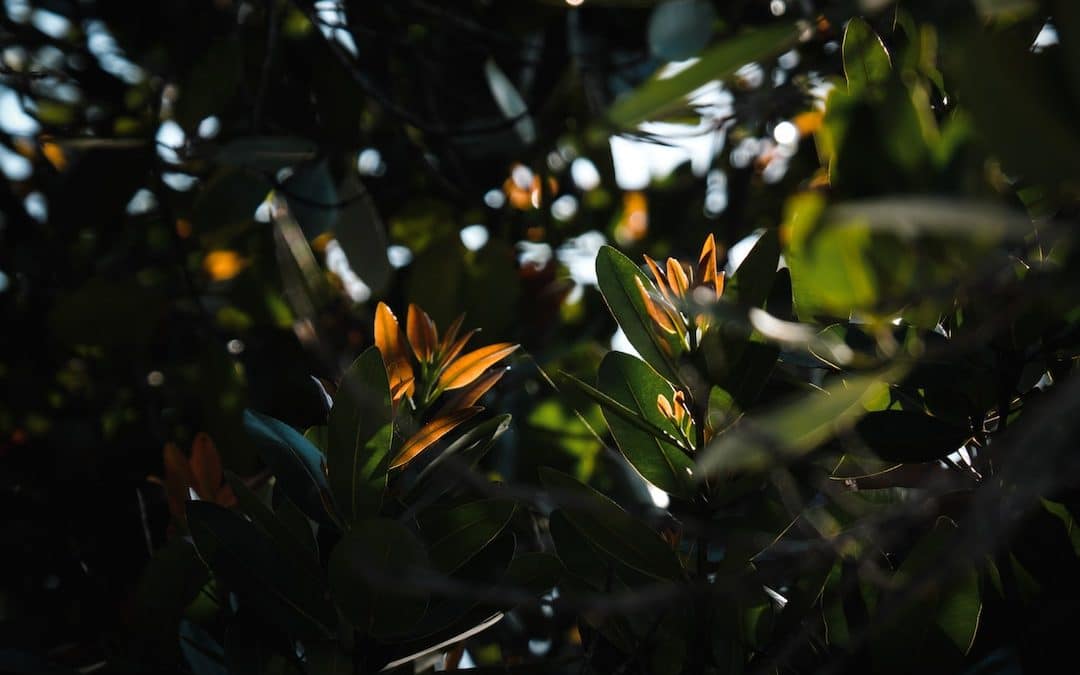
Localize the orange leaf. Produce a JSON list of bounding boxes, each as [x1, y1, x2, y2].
[[389, 406, 483, 470], [375, 302, 415, 400], [407, 304, 439, 363], [439, 314, 466, 356], [439, 368, 506, 415], [163, 442, 194, 523], [697, 233, 722, 300], [636, 277, 678, 335], [438, 343, 519, 390], [441, 328, 478, 369], [189, 432, 222, 501], [666, 257, 690, 298], [643, 255, 673, 303]]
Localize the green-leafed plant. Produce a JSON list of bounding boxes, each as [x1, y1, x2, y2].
[[152, 304, 537, 673]]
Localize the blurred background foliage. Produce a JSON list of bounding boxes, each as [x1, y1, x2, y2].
[[2, 0, 1080, 673]]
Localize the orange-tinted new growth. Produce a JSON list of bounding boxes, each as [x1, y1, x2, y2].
[[390, 406, 483, 469], [439, 342, 520, 391], [375, 302, 416, 400], [406, 303, 439, 363]]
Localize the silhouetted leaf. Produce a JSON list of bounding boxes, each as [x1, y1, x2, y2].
[[419, 499, 516, 574], [539, 468, 683, 581]]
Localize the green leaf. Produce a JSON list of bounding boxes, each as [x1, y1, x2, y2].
[[697, 369, 901, 475], [595, 246, 683, 384], [193, 167, 271, 237], [327, 518, 430, 637], [334, 175, 392, 297], [326, 347, 394, 522], [842, 18, 892, 94], [597, 352, 697, 499], [538, 468, 684, 582], [502, 552, 564, 592], [607, 23, 798, 127], [186, 501, 336, 639], [284, 160, 337, 238], [647, 0, 718, 61], [728, 229, 780, 310], [243, 409, 339, 526], [419, 499, 517, 574], [853, 410, 970, 463], [559, 371, 686, 451], [483, 58, 536, 144], [224, 471, 320, 575]]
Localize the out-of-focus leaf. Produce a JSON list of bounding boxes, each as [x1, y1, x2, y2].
[[596, 246, 683, 384], [212, 136, 318, 170], [243, 409, 338, 526], [539, 468, 683, 581], [327, 347, 394, 522], [327, 518, 430, 637], [193, 168, 271, 237], [952, 28, 1080, 184], [607, 23, 798, 127], [647, 0, 718, 61], [842, 18, 891, 94], [284, 160, 337, 238], [175, 38, 242, 130], [49, 277, 162, 347], [853, 410, 970, 463], [483, 58, 535, 144], [186, 501, 336, 638], [597, 351, 697, 499], [419, 499, 516, 574], [334, 174, 391, 296], [698, 369, 901, 475]]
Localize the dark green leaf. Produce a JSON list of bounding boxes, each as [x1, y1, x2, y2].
[[186, 501, 336, 639], [419, 499, 516, 574], [595, 245, 683, 384], [326, 347, 394, 522], [538, 468, 683, 582], [193, 167, 271, 237], [853, 410, 970, 463], [842, 18, 891, 94], [729, 229, 779, 309], [327, 518, 430, 637], [501, 552, 564, 592], [597, 351, 697, 499], [224, 471, 320, 574], [284, 160, 338, 238], [243, 409, 339, 526]]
